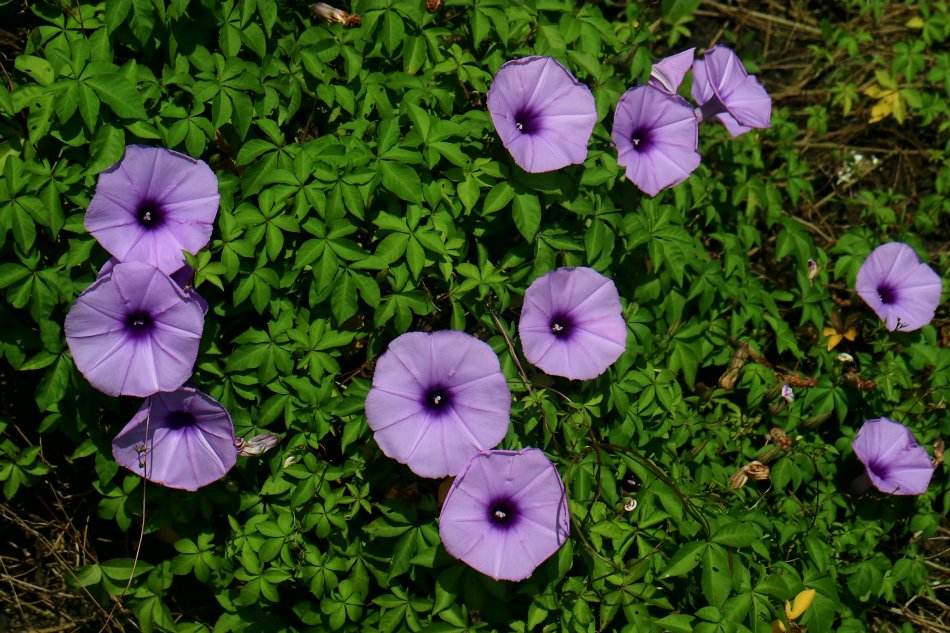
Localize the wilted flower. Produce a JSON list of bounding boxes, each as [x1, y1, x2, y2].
[[65, 262, 204, 397], [236, 433, 280, 457], [729, 460, 770, 489], [519, 267, 627, 380], [649, 48, 695, 95], [781, 384, 794, 403], [856, 242, 942, 332], [692, 45, 771, 137], [807, 259, 819, 281], [312, 2, 361, 26], [852, 417, 934, 496], [439, 449, 569, 581], [112, 387, 237, 491], [611, 85, 701, 196], [85, 146, 220, 276], [836, 352, 854, 363], [487, 56, 597, 173], [365, 331, 511, 478]]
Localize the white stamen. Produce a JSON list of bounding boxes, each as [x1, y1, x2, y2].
[[494, 510, 507, 520], [515, 121, 524, 131], [551, 323, 564, 333], [433, 394, 442, 405], [143, 211, 152, 222]]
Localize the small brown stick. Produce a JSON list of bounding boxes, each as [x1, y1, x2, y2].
[[699, 0, 823, 37]]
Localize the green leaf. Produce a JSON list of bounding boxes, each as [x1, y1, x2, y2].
[[512, 193, 541, 241], [711, 521, 763, 548], [88, 125, 126, 175], [87, 74, 147, 119], [662, 541, 705, 578], [381, 11, 405, 55], [701, 544, 732, 607], [379, 161, 422, 203], [105, 0, 133, 32]]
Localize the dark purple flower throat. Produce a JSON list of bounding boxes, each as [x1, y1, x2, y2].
[[513, 107, 540, 135], [877, 283, 897, 305], [487, 497, 519, 529], [549, 313, 574, 339], [868, 460, 890, 481], [630, 127, 653, 152], [136, 200, 164, 229], [165, 411, 198, 430], [423, 385, 452, 412], [125, 311, 153, 337]]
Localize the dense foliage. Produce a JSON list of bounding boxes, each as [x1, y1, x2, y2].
[[1, 0, 948, 631]]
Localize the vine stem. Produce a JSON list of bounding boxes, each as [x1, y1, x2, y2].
[[98, 413, 150, 633]]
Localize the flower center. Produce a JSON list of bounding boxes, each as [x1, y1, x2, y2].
[[165, 411, 198, 430], [877, 283, 897, 305], [868, 460, 889, 481], [423, 385, 451, 412], [513, 108, 540, 135], [487, 498, 518, 528], [631, 127, 653, 151], [136, 200, 164, 229], [549, 313, 573, 339], [125, 311, 153, 336]]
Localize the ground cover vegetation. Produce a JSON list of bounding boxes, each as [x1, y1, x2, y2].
[[0, 0, 948, 631]]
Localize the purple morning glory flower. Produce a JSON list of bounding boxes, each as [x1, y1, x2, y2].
[[519, 267, 627, 380], [649, 48, 695, 95], [691, 45, 772, 137], [439, 448, 570, 582], [856, 242, 942, 332], [85, 145, 220, 275], [611, 85, 701, 196], [487, 56, 597, 173], [852, 417, 934, 496], [99, 257, 208, 315], [112, 387, 237, 491], [65, 261, 205, 397], [364, 331, 511, 478]]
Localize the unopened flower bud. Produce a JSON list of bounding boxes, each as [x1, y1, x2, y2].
[[237, 433, 280, 457]]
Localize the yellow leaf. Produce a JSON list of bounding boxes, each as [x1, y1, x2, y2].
[[772, 621, 787, 633], [862, 85, 888, 99], [868, 90, 900, 123], [785, 588, 817, 621], [905, 16, 925, 29], [843, 327, 857, 342], [823, 327, 843, 351]]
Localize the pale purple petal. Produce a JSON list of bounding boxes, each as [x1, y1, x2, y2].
[[439, 449, 570, 582], [691, 46, 771, 136], [85, 146, 219, 275], [112, 387, 237, 491], [65, 261, 204, 397], [519, 267, 627, 380], [365, 331, 511, 478], [488, 57, 597, 173], [855, 242, 942, 332], [611, 85, 701, 196], [852, 417, 934, 495], [650, 48, 695, 94]]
